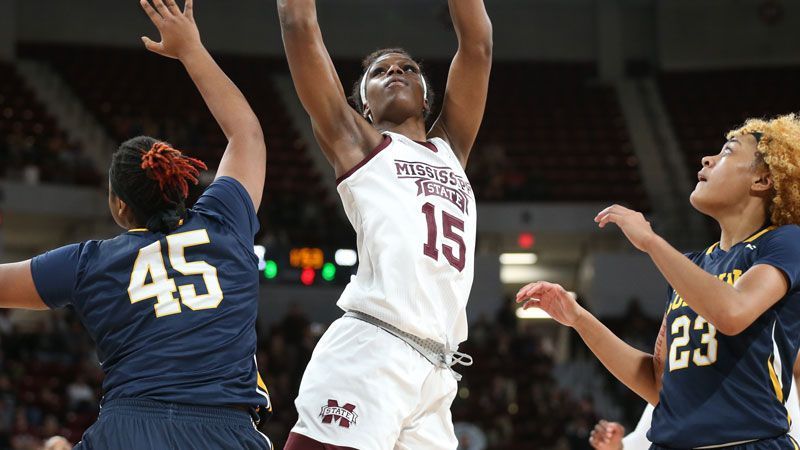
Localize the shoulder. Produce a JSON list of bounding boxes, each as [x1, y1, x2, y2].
[[200, 176, 251, 200], [760, 224, 800, 242], [192, 176, 254, 221], [753, 225, 800, 253], [429, 136, 462, 165], [684, 249, 705, 263]]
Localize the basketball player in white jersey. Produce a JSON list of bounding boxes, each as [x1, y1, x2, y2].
[[277, 0, 492, 448]]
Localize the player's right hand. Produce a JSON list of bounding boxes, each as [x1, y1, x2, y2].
[[140, 0, 203, 60], [589, 420, 625, 450], [515, 281, 585, 327]]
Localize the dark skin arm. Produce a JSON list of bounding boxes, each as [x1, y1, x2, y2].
[[597, 204, 790, 335], [516, 282, 666, 405], [0, 261, 48, 310], [141, 0, 266, 210], [277, 0, 382, 178], [428, 0, 493, 167]]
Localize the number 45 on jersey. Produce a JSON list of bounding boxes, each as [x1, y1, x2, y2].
[[128, 229, 223, 318]]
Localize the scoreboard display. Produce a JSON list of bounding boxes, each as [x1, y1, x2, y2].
[[255, 245, 356, 286]]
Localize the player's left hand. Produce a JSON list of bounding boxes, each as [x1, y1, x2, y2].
[[595, 204, 657, 252], [140, 0, 203, 60]]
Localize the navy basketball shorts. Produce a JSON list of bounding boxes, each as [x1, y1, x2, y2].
[[650, 434, 799, 450], [73, 399, 272, 450]]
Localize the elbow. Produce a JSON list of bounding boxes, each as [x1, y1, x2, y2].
[[477, 18, 494, 56], [709, 310, 750, 336], [232, 120, 265, 146], [280, 17, 319, 34], [278, 4, 319, 33], [462, 21, 493, 59], [478, 34, 494, 60]]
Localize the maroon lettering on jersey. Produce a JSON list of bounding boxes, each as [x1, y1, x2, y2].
[[394, 160, 473, 213], [319, 400, 358, 428]]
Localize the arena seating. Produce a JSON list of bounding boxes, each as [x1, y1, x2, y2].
[[0, 62, 99, 186], [660, 66, 800, 179], [471, 62, 646, 210], [21, 44, 647, 216], [19, 44, 350, 246]]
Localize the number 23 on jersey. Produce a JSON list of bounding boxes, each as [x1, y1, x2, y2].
[[128, 229, 223, 318]]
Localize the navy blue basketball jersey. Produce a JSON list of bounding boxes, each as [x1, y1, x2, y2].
[[30, 177, 271, 409], [649, 225, 800, 448]]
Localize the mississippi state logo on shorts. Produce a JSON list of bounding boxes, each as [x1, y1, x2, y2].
[[319, 399, 358, 428]]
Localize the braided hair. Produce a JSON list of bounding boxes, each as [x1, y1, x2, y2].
[[109, 136, 207, 233]]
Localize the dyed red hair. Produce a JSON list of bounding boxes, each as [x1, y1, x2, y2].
[[140, 142, 208, 203]]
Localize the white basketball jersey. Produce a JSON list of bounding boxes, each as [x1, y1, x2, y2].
[[336, 131, 476, 345]]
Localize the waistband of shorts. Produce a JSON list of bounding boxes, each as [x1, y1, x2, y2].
[[652, 433, 793, 449], [343, 310, 474, 380], [99, 398, 254, 426]]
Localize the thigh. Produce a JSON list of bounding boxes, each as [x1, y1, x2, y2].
[[284, 432, 357, 450], [395, 368, 459, 450], [292, 318, 429, 450]]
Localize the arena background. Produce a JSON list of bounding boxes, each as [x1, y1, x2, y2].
[[0, 0, 798, 448]]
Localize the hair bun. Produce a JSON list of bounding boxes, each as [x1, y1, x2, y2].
[[145, 208, 185, 233]]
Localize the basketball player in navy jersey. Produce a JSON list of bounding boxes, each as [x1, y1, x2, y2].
[[0, 1, 271, 448], [588, 355, 800, 448], [519, 114, 800, 449], [277, 0, 491, 448]]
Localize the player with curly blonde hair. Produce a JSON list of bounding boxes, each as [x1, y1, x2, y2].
[[728, 114, 800, 226], [519, 114, 800, 449]]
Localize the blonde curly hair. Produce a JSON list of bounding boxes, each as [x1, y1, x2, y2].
[[727, 113, 800, 226]]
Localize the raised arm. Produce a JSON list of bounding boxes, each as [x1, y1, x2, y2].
[[517, 282, 664, 405], [140, 0, 266, 210], [596, 204, 796, 336], [277, 0, 382, 177], [0, 261, 47, 310], [429, 0, 493, 167]]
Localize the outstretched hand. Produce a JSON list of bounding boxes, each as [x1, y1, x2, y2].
[[589, 420, 625, 450], [515, 281, 584, 327], [140, 0, 203, 60], [595, 204, 658, 252]]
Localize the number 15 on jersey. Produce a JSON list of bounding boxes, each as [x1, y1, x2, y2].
[[421, 202, 467, 272]]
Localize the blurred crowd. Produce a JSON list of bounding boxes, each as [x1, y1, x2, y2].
[[0, 128, 100, 187]]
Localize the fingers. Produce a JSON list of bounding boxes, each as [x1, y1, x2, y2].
[[163, 0, 182, 16], [515, 282, 537, 302], [184, 0, 193, 19], [141, 36, 164, 55], [516, 281, 566, 303], [151, 0, 172, 18], [516, 282, 546, 302], [522, 299, 539, 310], [589, 427, 609, 447], [597, 212, 621, 229], [140, 0, 163, 23], [594, 205, 615, 222], [594, 204, 636, 223]]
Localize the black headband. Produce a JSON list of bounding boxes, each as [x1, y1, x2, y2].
[[752, 131, 764, 143]]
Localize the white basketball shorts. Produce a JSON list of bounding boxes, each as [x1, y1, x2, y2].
[[290, 315, 459, 450]]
